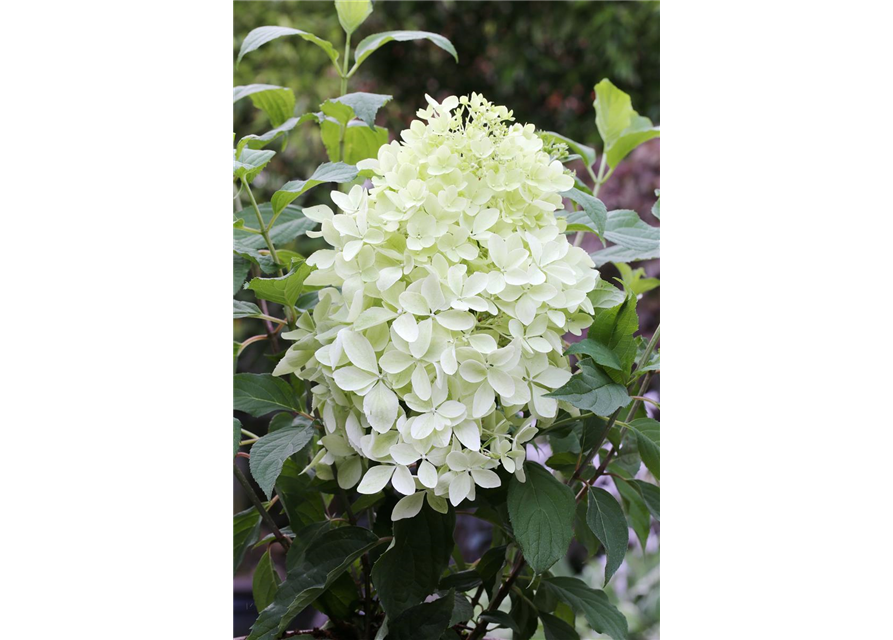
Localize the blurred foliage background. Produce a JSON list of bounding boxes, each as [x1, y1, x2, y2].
[[234, 0, 659, 202]]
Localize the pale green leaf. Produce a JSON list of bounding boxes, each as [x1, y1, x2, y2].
[[588, 279, 625, 309], [233, 373, 300, 417], [233, 299, 263, 319], [586, 487, 629, 584], [246, 261, 316, 308], [353, 30, 458, 69], [271, 162, 359, 215], [561, 188, 607, 237], [593, 78, 659, 169], [233, 417, 242, 459], [233, 84, 296, 128], [507, 462, 575, 573], [234, 203, 317, 249], [233, 148, 275, 183], [335, 0, 373, 35], [331, 92, 392, 128], [238, 26, 339, 67], [236, 113, 319, 155]]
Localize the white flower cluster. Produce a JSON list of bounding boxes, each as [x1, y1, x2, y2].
[[274, 94, 599, 520]]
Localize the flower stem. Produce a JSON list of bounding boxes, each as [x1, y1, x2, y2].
[[233, 463, 291, 551]]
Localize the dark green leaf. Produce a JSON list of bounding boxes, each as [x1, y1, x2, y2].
[[372, 504, 455, 617], [561, 188, 607, 236], [386, 590, 455, 640], [234, 255, 251, 296], [628, 418, 659, 479], [353, 30, 458, 68], [313, 571, 359, 620], [237, 26, 339, 67], [234, 417, 242, 459], [246, 261, 315, 308], [510, 587, 540, 640], [541, 612, 581, 640], [629, 480, 660, 520], [439, 569, 481, 592], [276, 457, 327, 530], [613, 476, 650, 550], [475, 544, 508, 597], [540, 576, 628, 640], [234, 507, 262, 575], [566, 338, 622, 370], [234, 204, 317, 249], [546, 360, 631, 416], [586, 488, 629, 584], [271, 162, 359, 215], [449, 592, 473, 626], [252, 548, 282, 612], [247, 527, 382, 640], [233, 373, 300, 417], [249, 421, 316, 498], [574, 494, 600, 557], [507, 462, 575, 573], [479, 610, 520, 634]]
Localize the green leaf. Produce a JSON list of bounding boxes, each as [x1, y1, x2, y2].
[[353, 30, 458, 69], [615, 263, 659, 296], [247, 527, 383, 640], [546, 360, 631, 416], [652, 189, 660, 220], [590, 209, 660, 267], [439, 569, 481, 592], [479, 610, 520, 634], [510, 587, 540, 640], [613, 476, 650, 550], [507, 462, 576, 573], [234, 507, 262, 575], [233, 299, 264, 320], [319, 118, 342, 161], [344, 123, 389, 164], [588, 279, 625, 309], [335, 0, 373, 35], [561, 188, 607, 237], [237, 113, 319, 155], [233, 84, 296, 128], [330, 92, 392, 128], [246, 261, 315, 308], [629, 480, 659, 520], [249, 421, 315, 498], [449, 591, 473, 626], [233, 373, 300, 417], [320, 99, 356, 126], [386, 590, 455, 640], [541, 612, 581, 640], [234, 255, 251, 296], [276, 457, 327, 530], [234, 417, 242, 459], [271, 162, 359, 216], [540, 576, 628, 640], [542, 132, 596, 167], [589, 295, 639, 380], [234, 203, 317, 249], [313, 571, 360, 620], [574, 494, 601, 557], [372, 504, 455, 617], [237, 26, 339, 67], [566, 339, 622, 370], [475, 544, 507, 597], [593, 79, 660, 169], [234, 147, 275, 183], [252, 548, 282, 612], [585, 488, 629, 585], [627, 418, 659, 479]]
